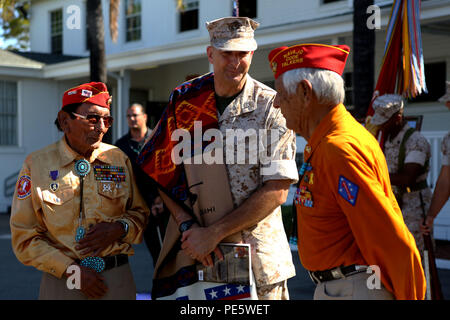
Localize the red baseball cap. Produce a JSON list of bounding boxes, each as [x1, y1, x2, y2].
[[268, 43, 350, 79], [62, 82, 112, 109]]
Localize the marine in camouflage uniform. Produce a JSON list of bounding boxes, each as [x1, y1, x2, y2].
[[175, 17, 298, 300], [384, 123, 432, 256], [218, 74, 298, 298], [371, 94, 432, 259]]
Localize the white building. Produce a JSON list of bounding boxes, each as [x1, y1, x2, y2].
[[1, 0, 449, 237]]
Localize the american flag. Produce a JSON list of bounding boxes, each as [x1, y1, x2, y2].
[[204, 283, 251, 300], [232, 0, 239, 17]]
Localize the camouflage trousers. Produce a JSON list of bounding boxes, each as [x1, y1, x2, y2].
[[256, 280, 289, 300], [402, 189, 434, 263]]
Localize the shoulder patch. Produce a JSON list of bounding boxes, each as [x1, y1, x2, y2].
[[17, 175, 32, 199], [338, 175, 359, 206]]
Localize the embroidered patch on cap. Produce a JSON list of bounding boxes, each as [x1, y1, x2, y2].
[[338, 175, 359, 206], [81, 89, 93, 97], [17, 175, 32, 199]]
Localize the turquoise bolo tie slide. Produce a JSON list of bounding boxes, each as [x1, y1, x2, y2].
[[80, 257, 105, 273], [74, 159, 91, 177], [75, 226, 85, 242], [74, 159, 91, 243]]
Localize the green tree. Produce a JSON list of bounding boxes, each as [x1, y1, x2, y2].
[[0, 0, 30, 50]]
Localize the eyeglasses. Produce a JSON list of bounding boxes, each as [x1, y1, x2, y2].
[[72, 112, 114, 128]]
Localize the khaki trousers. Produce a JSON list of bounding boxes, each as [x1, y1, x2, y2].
[[313, 272, 395, 300], [39, 263, 136, 300]]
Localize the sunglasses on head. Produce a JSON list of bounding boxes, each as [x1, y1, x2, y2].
[[72, 112, 114, 128]]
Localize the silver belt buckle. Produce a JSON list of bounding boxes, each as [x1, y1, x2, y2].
[[330, 267, 345, 280], [347, 265, 368, 276]]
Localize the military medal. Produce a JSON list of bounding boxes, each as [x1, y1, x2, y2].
[[296, 162, 314, 207], [74, 159, 91, 242], [295, 185, 314, 208], [94, 165, 126, 182], [102, 183, 112, 193], [50, 182, 59, 192], [50, 170, 59, 181], [299, 162, 312, 176]]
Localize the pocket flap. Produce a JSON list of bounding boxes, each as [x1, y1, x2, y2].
[[42, 187, 74, 205]]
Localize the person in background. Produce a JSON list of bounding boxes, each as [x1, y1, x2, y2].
[[115, 103, 164, 266], [421, 81, 450, 236], [370, 94, 432, 260], [115, 103, 151, 165]]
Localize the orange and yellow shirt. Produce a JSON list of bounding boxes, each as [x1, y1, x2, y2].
[[295, 104, 425, 300]]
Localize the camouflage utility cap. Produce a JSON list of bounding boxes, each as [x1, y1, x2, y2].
[[371, 94, 404, 126], [206, 17, 259, 51]]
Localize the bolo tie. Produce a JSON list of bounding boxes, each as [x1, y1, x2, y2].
[[73, 159, 106, 272], [74, 159, 91, 242]]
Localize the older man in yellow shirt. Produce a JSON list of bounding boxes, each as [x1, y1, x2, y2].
[[10, 82, 149, 300]]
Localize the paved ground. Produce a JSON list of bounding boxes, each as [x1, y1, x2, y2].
[[1, 213, 449, 300]]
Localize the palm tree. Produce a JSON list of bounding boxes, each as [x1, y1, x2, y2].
[[352, 0, 375, 119], [86, 0, 120, 83], [86, 0, 120, 144]]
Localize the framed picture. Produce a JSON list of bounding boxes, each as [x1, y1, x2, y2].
[[404, 115, 423, 131]]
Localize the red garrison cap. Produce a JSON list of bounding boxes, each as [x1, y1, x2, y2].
[[62, 82, 112, 109], [268, 43, 350, 79]]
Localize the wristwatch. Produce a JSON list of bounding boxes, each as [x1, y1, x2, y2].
[[179, 219, 196, 234], [117, 220, 129, 238]]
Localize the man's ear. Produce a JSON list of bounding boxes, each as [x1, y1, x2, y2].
[[57, 111, 70, 133], [296, 79, 313, 101], [206, 46, 214, 64]]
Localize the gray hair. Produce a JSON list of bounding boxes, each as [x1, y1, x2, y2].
[[281, 68, 345, 106]]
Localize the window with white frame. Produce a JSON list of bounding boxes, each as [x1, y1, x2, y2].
[[179, 0, 199, 32], [0, 80, 18, 146], [125, 0, 142, 42], [50, 9, 63, 54]]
